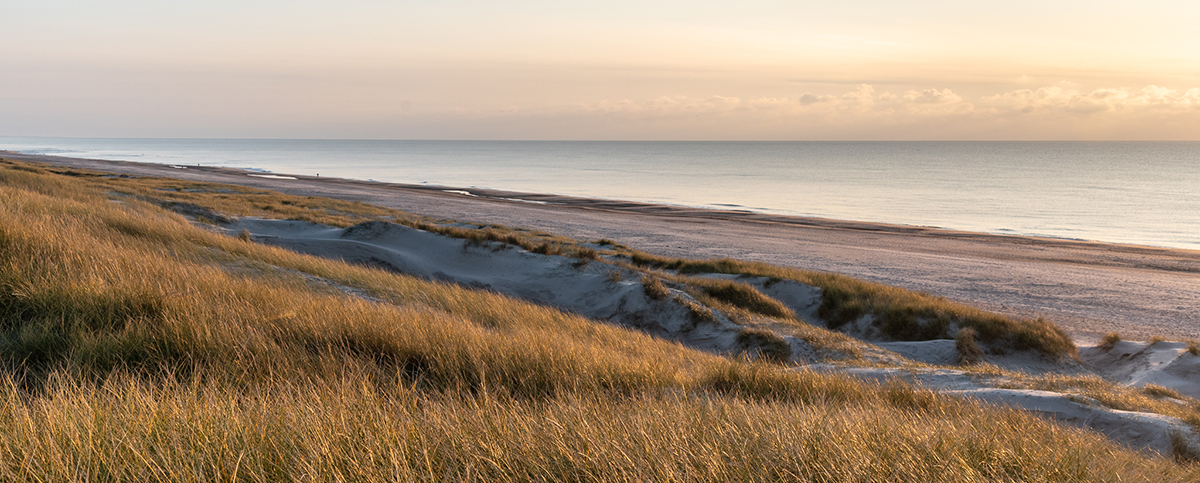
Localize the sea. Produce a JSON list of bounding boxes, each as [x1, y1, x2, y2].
[[2, 137, 1198, 250]]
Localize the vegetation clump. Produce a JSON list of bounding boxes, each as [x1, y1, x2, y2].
[[736, 328, 792, 363], [642, 276, 669, 300], [955, 327, 984, 365], [532, 242, 564, 255], [693, 279, 795, 320], [676, 296, 716, 324], [1143, 384, 1184, 400], [572, 247, 599, 260], [606, 270, 624, 283], [629, 253, 1076, 358]]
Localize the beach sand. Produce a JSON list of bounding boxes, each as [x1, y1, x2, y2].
[[8, 151, 1199, 343]]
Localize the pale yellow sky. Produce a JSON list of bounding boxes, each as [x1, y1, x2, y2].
[[2, 1, 1199, 139]]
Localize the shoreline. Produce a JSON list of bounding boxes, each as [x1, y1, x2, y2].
[[6, 151, 1199, 342], [4, 145, 1195, 252]]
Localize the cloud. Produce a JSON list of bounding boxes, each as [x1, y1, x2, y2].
[[457, 84, 1200, 139], [798, 93, 835, 105], [571, 84, 980, 117], [903, 88, 961, 104], [980, 85, 1200, 115], [346, 84, 1200, 140], [571, 85, 976, 119]]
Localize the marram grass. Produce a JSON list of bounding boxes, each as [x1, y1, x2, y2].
[[0, 374, 1189, 482], [629, 252, 1077, 357], [0, 158, 1197, 480]]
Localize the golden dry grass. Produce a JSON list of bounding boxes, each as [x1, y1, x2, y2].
[[956, 327, 984, 365], [641, 276, 669, 300], [686, 277, 796, 320], [1, 158, 1197, 480], [628, 252, 1076, 358], [6, 373, 1195, 482]]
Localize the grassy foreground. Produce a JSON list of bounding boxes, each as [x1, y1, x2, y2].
[[0, 159, 1196, 481]]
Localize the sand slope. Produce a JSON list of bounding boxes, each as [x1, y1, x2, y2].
[[236, 218, 791, 361], [228, 216, 1200, 458], [1084, 341, 1200, 399]]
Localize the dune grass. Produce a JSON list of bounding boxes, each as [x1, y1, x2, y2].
[[9, 373, 1198, 482], [687, 277, 796, 320], [956, 327, 984, 365], [641, 276, 670, 300], [628, 252, 1076, 358], [1, 158, 1197, 479], [735, 328, 793, 363]]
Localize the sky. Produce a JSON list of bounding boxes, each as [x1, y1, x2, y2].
[[3, 0, 1200, 140]]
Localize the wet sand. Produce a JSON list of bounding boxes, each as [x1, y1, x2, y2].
[[8, 151, 1199, 343]]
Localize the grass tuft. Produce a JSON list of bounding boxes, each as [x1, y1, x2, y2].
[[606, 270, 623, 283], [573, 247, 599, 260], [955, 327, 984, 365], [642, 276, 669, 300], [1172, 430, 1200, 464], [532, 242, 563, 256], [676, 296, 717, 324], [735, 328, 792, 363], [1142, 384, 1183, 400], [692, 279, 794, 320]]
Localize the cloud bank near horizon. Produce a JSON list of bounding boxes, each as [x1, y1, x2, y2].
[[380, 84, 1200, 140], [3, 70, 1198, 140]]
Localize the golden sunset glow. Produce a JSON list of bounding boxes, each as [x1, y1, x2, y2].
[[3, 1, 1199, 139]]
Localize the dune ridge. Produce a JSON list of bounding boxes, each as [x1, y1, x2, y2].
[[7, 150, 1199, 342]]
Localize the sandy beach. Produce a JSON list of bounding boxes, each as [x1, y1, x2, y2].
[[9, 151, 1199, 343]]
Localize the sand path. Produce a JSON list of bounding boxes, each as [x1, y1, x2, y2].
[[10, 152, 1199, 342]]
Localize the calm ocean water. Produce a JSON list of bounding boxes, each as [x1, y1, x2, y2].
[[3, 137, 1198, 250]]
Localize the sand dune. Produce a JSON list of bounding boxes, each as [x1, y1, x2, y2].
[[8, 151, 1200, 456], [11, 151, 1198, 343], [1085, 340, 1200, 399], [225, 215, 1200, 457]]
